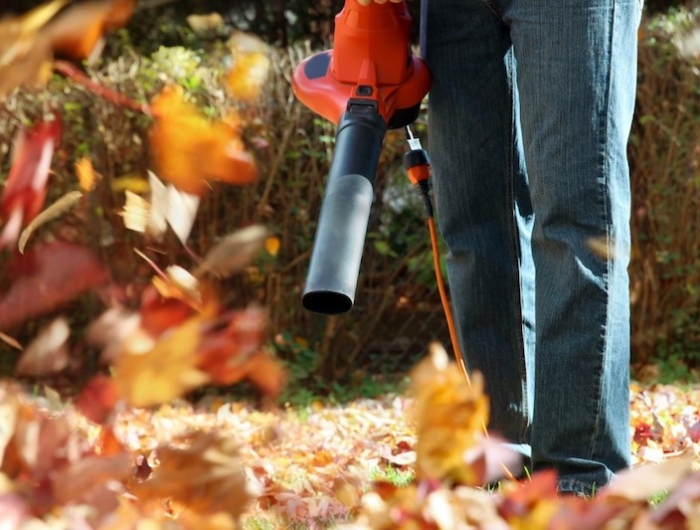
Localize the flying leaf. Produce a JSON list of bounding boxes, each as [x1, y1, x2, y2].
[[265, 235, 281, 257], [0, 0, 67, 98], [186, 12, 226, 39], [75, 156, 98, 191], [120, 190, 150, 233], [409, 343, 490, 484], [0, 117, 62, 249], [602, 454, 694, 502], [0, 241, 107, 331], [149, 85, 258, 195], [112, 316, 209, 408], [44, 0, 136, 62], [224, 31, 270, 102], [18, 190, 83, 253], [132, 431, 259, 518], [15, 318, 70, 377], [74, 375, 120, 425], [194, 225, 267, 278]]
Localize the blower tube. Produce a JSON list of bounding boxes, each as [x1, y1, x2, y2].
[[302, 100, 387, 314]]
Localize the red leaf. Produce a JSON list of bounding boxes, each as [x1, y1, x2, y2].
[[0, 241, 107, 330], [0, 118, 61, 249], [74, 375, 119, 424]]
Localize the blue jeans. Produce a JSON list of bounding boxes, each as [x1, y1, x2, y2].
[[421, 0, 641, 495]]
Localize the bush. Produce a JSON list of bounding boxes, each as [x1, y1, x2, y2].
[[629, 5, 700, 371]]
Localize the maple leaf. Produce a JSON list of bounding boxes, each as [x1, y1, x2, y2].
[[74, 375, 120, 425], [149, 85, 258, 195], [0, 241, 107, 331], [112, 315, 210, 408], [0, 117, 62, 250]]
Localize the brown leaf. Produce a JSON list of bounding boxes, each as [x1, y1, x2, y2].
[[193, 225, 267, 279], [15, 317, 70, 377], [133, 431, 260, 518], [0, 241, 107, 330]]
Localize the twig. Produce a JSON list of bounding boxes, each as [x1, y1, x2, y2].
[[53, 60, 154, 116]]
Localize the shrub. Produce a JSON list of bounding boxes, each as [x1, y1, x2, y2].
[[629, 6, 700, 371]]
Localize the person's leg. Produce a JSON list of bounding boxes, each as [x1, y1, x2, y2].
[[421, 0, 535, 451], [505, 0, 641, 494]]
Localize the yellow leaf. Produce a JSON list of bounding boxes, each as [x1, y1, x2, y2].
[[75, 156, 98, 191], [120, 190, 150, 233], [113, 316, 210, 408], [409, 343, 490, 484], [149, 85, 258, 195], [265, 235, 280, 257], [224, 51, 270, 102], [110, 175, 149, 194]]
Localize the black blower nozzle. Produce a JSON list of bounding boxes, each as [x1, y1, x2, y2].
[[301, 101, 387, 314]]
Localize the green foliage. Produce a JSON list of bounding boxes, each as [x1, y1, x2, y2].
[[629, 5, 700, 370]]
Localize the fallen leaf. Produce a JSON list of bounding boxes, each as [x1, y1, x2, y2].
[[149, 85, 257, 195], [14, 318, 70, 377], [0, 241, 107, 330], [603, 454, 694, 502]]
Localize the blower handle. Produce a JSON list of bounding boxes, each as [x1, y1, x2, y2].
[[302, 101, 387, 314]]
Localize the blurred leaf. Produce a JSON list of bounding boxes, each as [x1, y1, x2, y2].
[[0, 117, 62, 249], [409, 342, 490, 484], [149, 85, 257, 195], [132, 431, 259, 518], [112, 316, 209, 408], [15, 318, 70, 377], [194, 225, 267, 279], [75, 157, 98, 192], [18, 190, 83, 253], [0, 241, 107, 330], [74, 375, 120, 425]]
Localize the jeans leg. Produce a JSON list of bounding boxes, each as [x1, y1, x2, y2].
[[421, 0, 534, 448], [504, 0, 641, 493]]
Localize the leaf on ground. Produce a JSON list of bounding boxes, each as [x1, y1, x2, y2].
[[15, 317, 70, 377], [0, 241, 107, 330], [149, 85, 257, 195], [112, 316, 209, 408], [0, 117, 62, 249]]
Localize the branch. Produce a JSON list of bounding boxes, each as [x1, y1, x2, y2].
[[53, 60, 154, 116]]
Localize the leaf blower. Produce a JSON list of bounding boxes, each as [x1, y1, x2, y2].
[[292, 0, 431, 315]]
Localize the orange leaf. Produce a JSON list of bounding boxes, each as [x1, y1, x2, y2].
[[149, 85, 257, 195], [45, 0, 136, 61], [224, 51, 271, 102], [74, 375, 120, 424]]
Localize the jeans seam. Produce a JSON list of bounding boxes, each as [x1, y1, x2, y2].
[[588, 0, 618, 462]]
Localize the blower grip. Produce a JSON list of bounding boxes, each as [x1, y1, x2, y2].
[[302, 102, 387, 314]]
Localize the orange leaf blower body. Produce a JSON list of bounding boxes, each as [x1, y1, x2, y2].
[[292, 0, 431, 314]]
